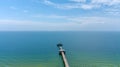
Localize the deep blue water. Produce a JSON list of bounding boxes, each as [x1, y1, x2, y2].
[[0, 31, 120, 67]]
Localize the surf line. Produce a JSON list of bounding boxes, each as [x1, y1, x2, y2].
[[57, 43, 70, 67]]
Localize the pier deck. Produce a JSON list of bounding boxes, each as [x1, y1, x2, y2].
[[57, 43, 69, 67]]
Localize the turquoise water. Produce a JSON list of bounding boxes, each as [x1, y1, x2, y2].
[[0, 31, 120, 67]]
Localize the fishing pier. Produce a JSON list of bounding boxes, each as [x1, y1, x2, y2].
[[57, 43, 70, 67]]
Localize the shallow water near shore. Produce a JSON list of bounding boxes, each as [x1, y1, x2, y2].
[[0, 31, 120, 67]]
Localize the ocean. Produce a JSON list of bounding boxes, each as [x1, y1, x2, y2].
[[0, 31, 120, 67]]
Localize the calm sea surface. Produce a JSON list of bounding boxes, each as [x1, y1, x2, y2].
[[0, 31, 120, 67]]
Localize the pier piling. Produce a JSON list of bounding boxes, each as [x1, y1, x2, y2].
[[57, 43, 70, 67]]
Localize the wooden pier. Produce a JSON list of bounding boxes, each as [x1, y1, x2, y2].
[[57, 43, 70, 67]]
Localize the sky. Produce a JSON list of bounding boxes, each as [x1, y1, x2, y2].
[[0, 0, 120, 31]]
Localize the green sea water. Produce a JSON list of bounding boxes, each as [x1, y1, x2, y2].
[[0, 31, 120, 67]]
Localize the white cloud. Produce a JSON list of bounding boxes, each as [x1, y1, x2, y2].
[[104, 6, 120, 16], [81, 4, 98, 9], [69, 0, 86, 3], [43, 0, 55, 5], [32, 14, 120, 25], [68, 17, 120, 24], [0, 19, 80, 31], [32, 14, 67, 19], [43, 0, 84, 9], [91, 0, 112, 5], [10, 6, 17, 10], [67, 16, 120, 31], [23, 10, 29, 13], [42, 0, 120, 16], [43, 0, 120, 9], [0, 16, 120, 31]]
